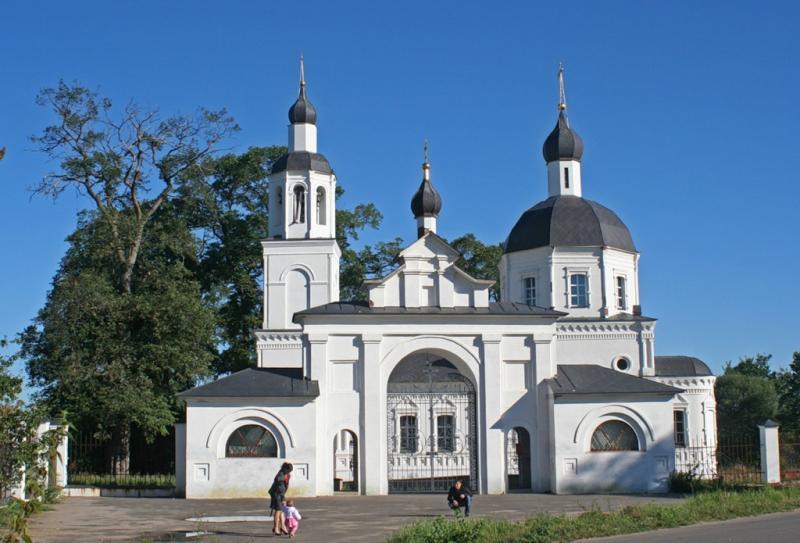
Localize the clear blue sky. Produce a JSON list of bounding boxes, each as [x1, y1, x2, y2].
[[1, 0, 798, 388]]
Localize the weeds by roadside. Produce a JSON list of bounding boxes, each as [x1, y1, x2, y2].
[[387, 486, 800, 543]]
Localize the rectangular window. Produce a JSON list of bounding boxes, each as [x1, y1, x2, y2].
[[569, 273, 588, 307], [674, 410, 687, 448], [524, 277, 536, 306], [399, 415, 417, 453], [564, 167, 570, 188], [616, 276, 627, 310], [437, 415, 455, 452]]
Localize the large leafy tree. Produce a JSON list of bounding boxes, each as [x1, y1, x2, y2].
[[21, 211, 216, 473], [23, 81, 234, 471], [775, 352, 800, 435], [715, 357, 779, 439]]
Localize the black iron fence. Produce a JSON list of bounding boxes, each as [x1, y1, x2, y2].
[[674, 435, 762, 484], [67, 425, 175, 488], [780, 438, 800, 482]]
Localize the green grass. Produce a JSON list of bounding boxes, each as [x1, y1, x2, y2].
[[67, 472, 175, 489], [386, 486, 800, 543]]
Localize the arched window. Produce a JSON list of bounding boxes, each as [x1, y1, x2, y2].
[[292, 185, 305, 223], [590, 420, 639, 451], [225, 425, 278, 458], [316, 187, 326, 225]]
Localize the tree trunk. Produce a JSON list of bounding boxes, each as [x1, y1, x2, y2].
[[110, 425, 131, 476]]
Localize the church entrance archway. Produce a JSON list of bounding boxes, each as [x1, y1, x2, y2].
[[506, 427, 531, 491], [386, 354, 478, 493], [333, 430, 358, 492]]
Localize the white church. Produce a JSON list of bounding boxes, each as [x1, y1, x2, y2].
[[177, 66, 718, 498]]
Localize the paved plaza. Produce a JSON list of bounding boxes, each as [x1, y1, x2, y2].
[[28, 493, 685, 542]]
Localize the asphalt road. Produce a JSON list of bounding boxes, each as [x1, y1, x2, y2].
[[579, 510, 800, 543]]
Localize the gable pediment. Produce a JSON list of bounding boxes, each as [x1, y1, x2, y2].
[[365, 233, 493, 309]]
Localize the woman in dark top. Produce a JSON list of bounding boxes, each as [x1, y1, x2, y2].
[[269, 462, 293, 535]]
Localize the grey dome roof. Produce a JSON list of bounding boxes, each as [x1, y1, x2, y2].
[[288, 83, 317, 125], [543, 111, 583, 163], [411, 178, 442, 217], [654, 356, 713, 377], [271, 151, 332, 175], [504, 195, 636, 254]]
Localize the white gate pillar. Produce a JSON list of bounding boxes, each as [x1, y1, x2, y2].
[[480, 334, 504, 494], [308, 334, 331, 495], [759, 419, 781, 484], [360, 334, 385, 494], [533, 335, 555, 492]]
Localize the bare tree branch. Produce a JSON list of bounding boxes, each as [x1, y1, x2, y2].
[[31, 80, 239, 294]]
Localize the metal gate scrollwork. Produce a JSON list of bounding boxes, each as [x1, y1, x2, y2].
[[387, 356, 478, 493]]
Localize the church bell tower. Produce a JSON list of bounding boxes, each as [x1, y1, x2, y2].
[[257, 58, 341, 368]]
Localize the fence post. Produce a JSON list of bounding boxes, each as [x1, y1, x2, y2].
[[758, 419, 781, 484]]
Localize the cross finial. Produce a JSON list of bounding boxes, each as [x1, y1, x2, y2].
[[558, 62, 567, 112], [299, 54, 306, 95], [422, 139, 430, 180]]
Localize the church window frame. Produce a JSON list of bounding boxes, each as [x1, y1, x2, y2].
[[616, 276, 628, 310], [569, 272, 589, 308], [292, 184, 306, 224], [399, 415, 418, 454], [224, 424, 279, 458], [674, 409, 687, 448], [523, 276, 537, 306], [564, 167, 570, 189], [436, 413, 456, 453], [590, 420, 640, 452]]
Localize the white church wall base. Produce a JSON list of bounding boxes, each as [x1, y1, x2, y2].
[[550, 397, 675, 494]]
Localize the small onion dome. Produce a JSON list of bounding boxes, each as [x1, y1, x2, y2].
[[411, 164, 442, 217], [542, 111, 583, 163], [288, 83, 317, 125]]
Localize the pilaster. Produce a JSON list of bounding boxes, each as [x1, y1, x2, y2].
[[359, 334, 385, 494], [480, 334, 503, 494], [532, 335, 554, 492], [308, 333, 330, 495]]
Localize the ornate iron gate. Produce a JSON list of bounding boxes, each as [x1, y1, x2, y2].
[[387, 358, 478, 493]]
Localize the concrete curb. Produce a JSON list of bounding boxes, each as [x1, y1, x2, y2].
[[63, 486, 176, 498]]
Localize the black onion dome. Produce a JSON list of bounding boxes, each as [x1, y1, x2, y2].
[[504, 195, 636, 254], [411, 177, 442, 217], [542, 111, 583, 163], [288, 84, 317, 125]]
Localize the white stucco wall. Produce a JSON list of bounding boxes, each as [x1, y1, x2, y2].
[[184, 398, 318, 499], [549, 394, 676, 494]]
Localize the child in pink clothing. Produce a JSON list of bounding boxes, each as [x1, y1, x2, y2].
[[282, 499, 302, 537]]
